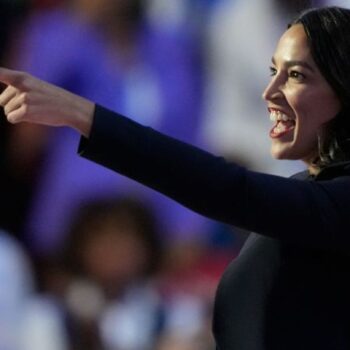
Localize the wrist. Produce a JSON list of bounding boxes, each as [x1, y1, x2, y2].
[[72, 96, 95, 138]]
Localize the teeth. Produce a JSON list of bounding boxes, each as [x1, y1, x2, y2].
[[281, 114, 289, 121], [269, 110, 292, 122], [269, 110, 278, 121]]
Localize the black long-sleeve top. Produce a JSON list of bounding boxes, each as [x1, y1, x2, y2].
[[79, 105, 350, 350]]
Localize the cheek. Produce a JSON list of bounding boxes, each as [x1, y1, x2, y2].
[[291, 89, 340, 127], [315, 85, 340, 117]]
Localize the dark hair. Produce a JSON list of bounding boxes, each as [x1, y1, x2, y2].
[[63, 197, 162, 278], [291, 7, 350, 166]]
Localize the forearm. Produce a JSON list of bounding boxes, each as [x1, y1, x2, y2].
[[78, 105, 246, 224]]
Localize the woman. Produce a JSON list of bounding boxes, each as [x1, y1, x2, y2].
[[1, 6, 350, 350]]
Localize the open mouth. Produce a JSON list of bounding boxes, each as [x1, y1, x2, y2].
[[269, 109, 296, 138]]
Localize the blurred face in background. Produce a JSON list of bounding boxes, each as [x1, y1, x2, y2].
[[80, 223, 149, 293]]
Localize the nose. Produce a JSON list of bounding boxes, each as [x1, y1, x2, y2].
[[262, 75, 283, 102]]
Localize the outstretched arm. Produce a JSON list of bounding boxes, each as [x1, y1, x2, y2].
[[0, 67, 95, 137], [1, 68, 349, 251], [80, 105, 350, 251]]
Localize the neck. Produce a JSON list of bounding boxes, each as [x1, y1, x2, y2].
[[303, 151, 321, 175], [307, 164, 321, 176]]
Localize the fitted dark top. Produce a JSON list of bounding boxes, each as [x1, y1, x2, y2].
[[79, 105, 350, 349]]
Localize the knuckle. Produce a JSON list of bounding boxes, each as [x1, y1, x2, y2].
[[21, 104, 29, 114], [7, 104, 30, 124], [7, 114, 19, 124], [20, 92, 30, 104], [4, 105, 11, 115]]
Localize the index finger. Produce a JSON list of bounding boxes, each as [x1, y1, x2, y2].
[[0, 67, 27, 88]]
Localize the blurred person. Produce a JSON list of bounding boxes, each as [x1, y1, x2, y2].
[[48, 197, 163, 350], [9, 0, 208, 254], [43, 197, 221, 350], [1, 5, 350, 350], [0, 229, 34, 349], [0, 229, 68, 350], [155, 240, 229, 350]]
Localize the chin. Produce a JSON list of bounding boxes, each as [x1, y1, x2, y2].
[[271, 146, 312, 161], [270, 148, 300, 161], [270, 146, 290, 160]]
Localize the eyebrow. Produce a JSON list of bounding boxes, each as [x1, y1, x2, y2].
[[271, 57, 315, 72]]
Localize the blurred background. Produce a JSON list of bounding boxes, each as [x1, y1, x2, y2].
[[0, 0, 348, 348]]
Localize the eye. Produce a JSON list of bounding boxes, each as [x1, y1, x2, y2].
[[289, 70, 305, 81], [269, 66, 277, 76]]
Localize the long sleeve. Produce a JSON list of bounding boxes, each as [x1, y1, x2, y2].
[[79, 105, 350, 251]]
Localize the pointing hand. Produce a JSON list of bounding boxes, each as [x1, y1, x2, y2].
[[0, 67, 95, 137]]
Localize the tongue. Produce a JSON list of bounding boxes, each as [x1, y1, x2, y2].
[[274, 120, 295, 133]]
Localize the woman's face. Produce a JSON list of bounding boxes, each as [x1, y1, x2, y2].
[[262, 24, 341, 163]]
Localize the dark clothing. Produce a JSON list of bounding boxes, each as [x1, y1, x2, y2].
[[79, 105, 350, 349]]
